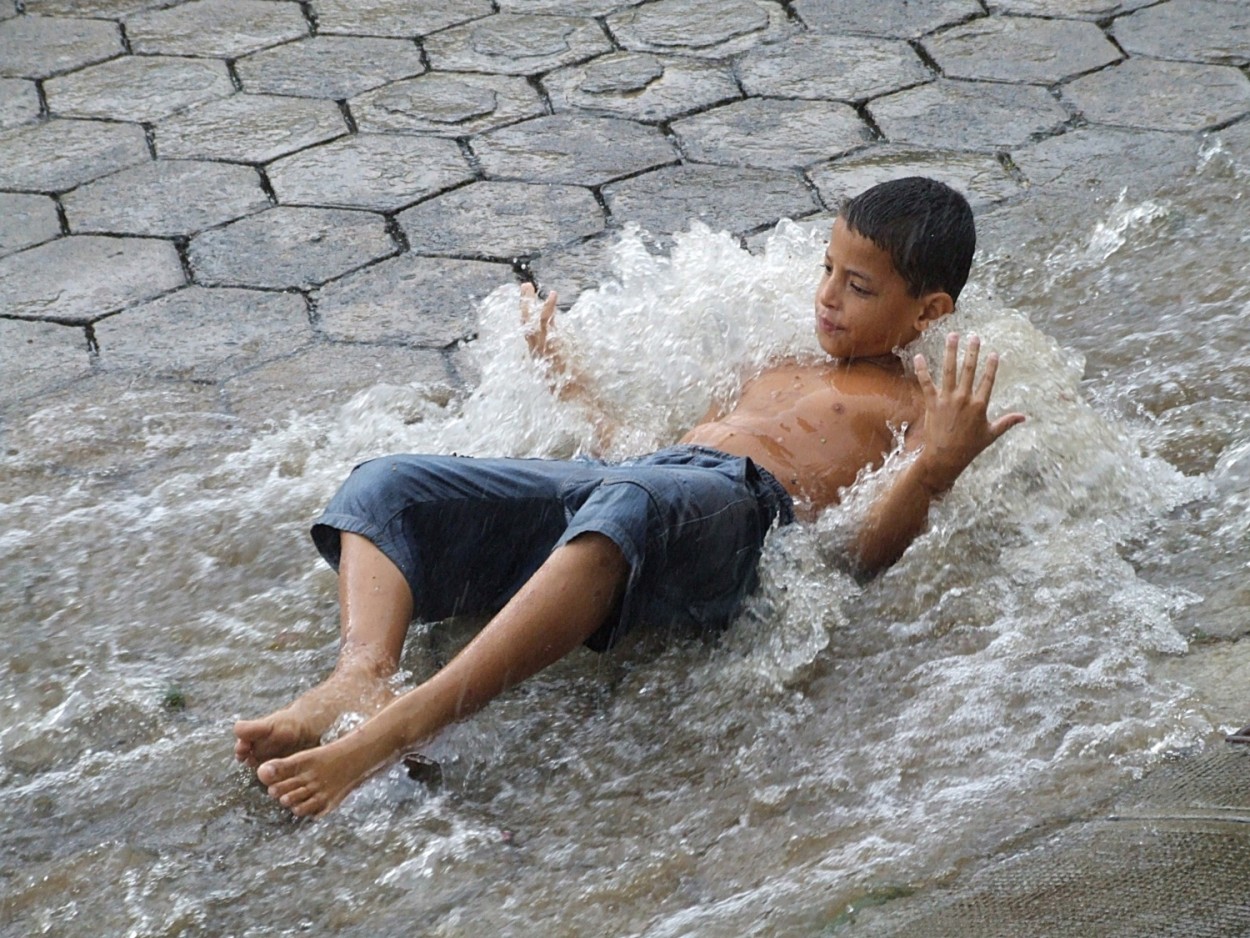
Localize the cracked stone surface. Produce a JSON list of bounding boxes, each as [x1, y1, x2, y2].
[[986, 0, 1154, 17], [1063, 58, 1250, 133], [188, 206, 395, 290], [925, 16, 1121, 84], [0, 15, 122, 79], [156, 94, 347, 163], [424, 14, 613, 76], [0, 118, 149, 192], [1112, 0, 1250, 67], [44, 55, 234, 123], [672, 98, 869, 169], [608, 0, 792, 58], [473, 114, 677, 186], [1008, 127, 1200, 197], [63, 160, 270, 237], [125, 0, 309, 58], [235, 36, 426, 100], [0, 78, 40, 129], [497, 0, 639, 13], [93, 286, 312, 380], [350, 72, 545, 137], [267, 134, 473, 212], [737, 33, 931, 102], [0, 235, 184, 323], [543, 52, 739, 123], [603, 164, 817, 239], [23, 0, 162, 13], [0, 318, 92, 408], [0, 193, 61, 257], [315, 254, 510, 347], [870, 80, 1070, 150], [397, 181, 604, 259], [810, 146, 1023, 211], [310, 0, 493, 38], [792, 0, 983, 39]]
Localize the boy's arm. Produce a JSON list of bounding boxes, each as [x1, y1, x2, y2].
[[853, 332, 1026, 575]]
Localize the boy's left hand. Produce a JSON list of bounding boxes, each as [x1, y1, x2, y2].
[[912, 332, 1026, 494]]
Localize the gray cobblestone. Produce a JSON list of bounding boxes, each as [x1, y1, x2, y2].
[[125, 0, 309, 58], [235, 36, 426, 100], [1112, 0, 1250, 67], [473, 114, 677, 186], [397, 181, 604, 259], [0, 15, 122, 80], [0, 318, 91, 409], [603, 163, 817, 239], [315, 254, 510, 347], [497, 0, 641, 13], [425, 14, 612, 76], [44, 55, 234, 123], [156, 94, 347, 163], [1063, 58, 1250, 133], [736, 33, 931, 102], [24, 0, 159, 12], [188, 206, 394, 290], [607, 0, 791, 58], [350, 72, 545, 137], [986, 0, 1153, 17], [1009, 127, 1200, 197], [310, 0, 492, 39], [0, 193, 61, 257], [63, 160, 270, 237], [530, 231, 658, 300], [672, 98, 869, 169], [791, 0, 983, 39], [870, 80, 1070, 150], [925, 16, 1121, 85], [267, 135, 473, 212], [0, 78, 40, 130], [93, 286, 312, 380], [0, 235, 184, 323], [0, 118, 149, 192], [809, 146, 1022, 211], [543, 52, 739, 123]]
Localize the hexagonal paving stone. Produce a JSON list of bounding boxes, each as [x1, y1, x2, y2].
[[125, 0, 309, 58], [424, 13, 613, 75], [156, 94, 347, 163], [397, 181, 604, 259], [188, 206, 395, 290], [543, 52, 739, 123], [350, 73, 545, 137], [1009, 127, 1200, 197], [0, 78, 39, 129], [0, 118, 149, 192], [791, 0, 982, 38], [607, 0, 791, 58], [267, 135, 473, 212], [809, 146, 1022, 211], [498, 0, 636, 13], [473, 115, 677, 186], [44, 56, 235, 123], [0, 15, 122, 79], [1064, 58, 1250, 133], [1112, 0, 1250, 67], [311, 0, 492, 38], [235, 36, 425, 99], [925, 16, 1121, 84], [986, 0, 1153, 17], [737, 34, 930, 102], [25, 0, 165, 12], [869, 80, 1069, 150], [315, 254, 510, 347], [0, 193, 60, 257], [0, 319, 92, 408], [63, 160, 270, 237], [0, 235, 184, 323], [530, 230, 661, 299], [603, 163, 818, 238], [93, 286, 311, 380], [673, 98, 869, 169]]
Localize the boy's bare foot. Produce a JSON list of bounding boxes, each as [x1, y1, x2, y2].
[[233, 667, 397, 769], [257, 724, 396, 818]]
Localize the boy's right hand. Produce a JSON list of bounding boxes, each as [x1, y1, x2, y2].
[[520, 282, 559, 363]]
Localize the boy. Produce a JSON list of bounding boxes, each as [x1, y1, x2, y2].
[[235, 177, 1025, 818]]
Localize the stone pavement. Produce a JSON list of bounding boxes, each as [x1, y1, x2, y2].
[[2, 0, 1249, 933]]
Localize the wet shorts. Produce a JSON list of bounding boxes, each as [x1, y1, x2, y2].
[[311, 445, 794, 651]]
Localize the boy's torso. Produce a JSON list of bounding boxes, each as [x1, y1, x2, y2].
[[680, 358, 921, 515]]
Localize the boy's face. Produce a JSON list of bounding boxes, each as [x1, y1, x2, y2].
[[813, 217, 948, 361]]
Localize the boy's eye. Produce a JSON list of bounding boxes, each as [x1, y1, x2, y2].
[[850, 282, 870, 296], [820, 262, 832, 275]]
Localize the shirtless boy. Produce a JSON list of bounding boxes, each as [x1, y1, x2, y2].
[[235, 176, 1025, 818]]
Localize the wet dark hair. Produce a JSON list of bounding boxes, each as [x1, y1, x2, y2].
[[840, 176, 976, 301]]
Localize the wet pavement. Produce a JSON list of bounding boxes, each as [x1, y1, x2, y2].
[[2, 0, 1250, 934]]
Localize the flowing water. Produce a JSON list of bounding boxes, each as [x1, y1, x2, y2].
[[2, 130, 1249, 936]]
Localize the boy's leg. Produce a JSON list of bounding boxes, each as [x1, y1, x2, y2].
[[256, 532, 629, 817], [234, 532, 415, 768]]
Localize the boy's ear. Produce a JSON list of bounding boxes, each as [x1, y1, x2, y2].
[[915, 291, 955, 331]]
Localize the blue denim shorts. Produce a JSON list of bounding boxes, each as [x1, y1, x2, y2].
[[312, 445, 794, 651]]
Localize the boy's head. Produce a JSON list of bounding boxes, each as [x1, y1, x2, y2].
[[839, 176, 976, 302]]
